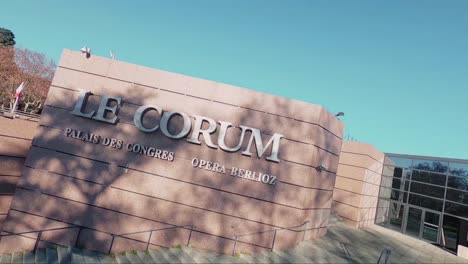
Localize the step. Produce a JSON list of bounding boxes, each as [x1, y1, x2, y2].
[[124, 251, 144, 264], [0, 254, 11, 264], [157, 249, 182, 263], [115, 253, 131, 264], [35, 249, 46, 264], [169, 248, 196, 263], [46, 247, 59, 264], [272, 250, 310, 264], [238, 253, 257, 263], [80, 248, 101, 264], [57, 247, 71, 264], [149, 249, 172, 264], [180, 246, 211, 263], [136, 251, 155, 264], [195, 249, 246, 264], [70, 248, 85, 264], [258, 250, 292, 263], [245, 252, 276, 264], [96, 252, 116, 264], [11, 252, 23, 264], [23, 252, 35, 264]]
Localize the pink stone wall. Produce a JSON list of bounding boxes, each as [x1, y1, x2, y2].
[[0, 116, 38, 231], [0, 49, 344, 254], [332, 141, 384, 228]]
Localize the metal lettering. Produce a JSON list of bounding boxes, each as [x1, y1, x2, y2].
[[218, 121, 249, 152], [134, 105, 163, 132], [71, 90, 95, 118], [160, 111, 191, 139], [240, 126, 283, 163], [93, 95, 122, 124], [187, 115, 218, 149]]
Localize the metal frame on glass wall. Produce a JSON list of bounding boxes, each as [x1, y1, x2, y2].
[[377, 153, 468, 248]]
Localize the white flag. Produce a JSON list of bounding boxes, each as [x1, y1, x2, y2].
[[15, 82, 25, 94]]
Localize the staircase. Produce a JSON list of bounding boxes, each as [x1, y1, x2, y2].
[[1, 213, 467, 264], [0, 245, 309, 264]]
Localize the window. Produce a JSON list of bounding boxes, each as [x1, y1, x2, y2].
[[412, 159, 448, 173], [411, 170, 446, 186], [444, 202, 468, 218], [408, 193, 443, 211], [384, 156, 412, 168], [449, 162, 468, 177], [447, 176, 468, 191], [446, 189, 468, 205], [410, 182, 445, 199]]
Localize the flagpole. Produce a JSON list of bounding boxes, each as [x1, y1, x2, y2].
[[10, 96, 19, 114], [11, 81, 25, 117]]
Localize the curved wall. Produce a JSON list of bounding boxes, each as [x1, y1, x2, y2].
[[0, 50, 344, 254], [0, 115, 38, 231], [332, 141, 384, 228]]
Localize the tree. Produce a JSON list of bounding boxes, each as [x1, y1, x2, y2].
[[0, 28, 15, 46], [0, 47, 56, 113]]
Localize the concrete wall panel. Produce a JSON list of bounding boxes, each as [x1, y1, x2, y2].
[[332, 141, 384, 228], [1, 49, 343, 254]]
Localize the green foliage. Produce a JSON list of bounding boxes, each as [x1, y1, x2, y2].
[[144, 250, 150, 255], [130, 249, 137, 255], [0, 28, 15, 46], [175, 244, 182, 249], [120, 251, 126, 256]]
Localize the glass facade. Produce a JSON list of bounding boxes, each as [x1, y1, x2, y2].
[[376, 154, 468, 253]]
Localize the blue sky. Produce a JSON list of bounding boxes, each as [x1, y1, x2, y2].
[[2, 1, 467, 159]]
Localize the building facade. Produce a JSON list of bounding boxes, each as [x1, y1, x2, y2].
[[376, 154, 468, 257], [0, 49, 467, 259], [0, 49, 344, 254]]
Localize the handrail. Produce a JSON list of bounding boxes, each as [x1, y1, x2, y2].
[[0, 226, 78, 237], [0, 225, 81, 251], [0, 107, 41, 119], [376, 247, 392, 264], [231, 221, 310, 255], [112, 224, 196, 237], [108, 224, 196, 254]]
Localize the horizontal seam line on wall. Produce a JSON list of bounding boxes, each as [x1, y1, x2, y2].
[[333, 187, 379, 197], [32, 124, 337, 174], [336, 163, 382, 176], [332, 200, 361, 209], [0, 134, 32, 141], [23, 163, 332, 212], [43, 93, 341, 158], [0, 155, 25, 159], [333, 214, 359, 223], [0, 175, 21, 178], [332, 200, 380, 210], [12, 187, 318, 234], [340, 151, 383, 164], [50, 74, 343, 140], [335, 174, 381, 187], [5, 208, 326, 250]]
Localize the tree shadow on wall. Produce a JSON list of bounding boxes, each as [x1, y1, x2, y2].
[[0, 78, 342, 255]]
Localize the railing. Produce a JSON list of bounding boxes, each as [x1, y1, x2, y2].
[[0, 107, 41, 119], [0, 226, 81, 251], [108, 225, 196, 254], [376, 247, 392, 264], [231, 221, 310, 256], [1, 223, 196, 254]]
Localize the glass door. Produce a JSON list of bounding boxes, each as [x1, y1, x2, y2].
[[404, 206, 441, 243], [422, 211, 440, 243], [387, 202, 405, 231], [405, 207, 423, 237]]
